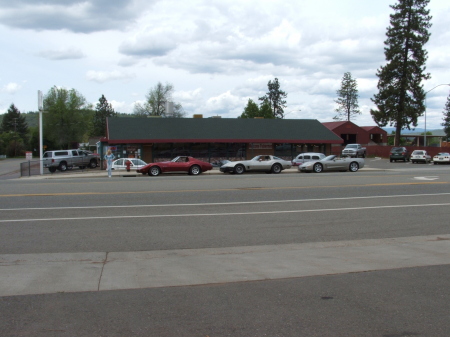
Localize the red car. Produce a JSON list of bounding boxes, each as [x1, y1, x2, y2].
[[136, 156, 213, 176]]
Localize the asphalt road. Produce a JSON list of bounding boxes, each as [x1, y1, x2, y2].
[[1, 158, 450, 336]]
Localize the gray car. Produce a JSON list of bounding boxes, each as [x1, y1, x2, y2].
[[298, 155, 364, 173], [220, 155, 292, 174]]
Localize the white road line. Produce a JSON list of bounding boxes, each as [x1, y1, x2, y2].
[[2, 202, 450, 223], [2, 192, 450, 211]]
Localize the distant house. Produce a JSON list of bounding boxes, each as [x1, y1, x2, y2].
[[101, 117, 343, 163], [322, 121, 387, 146]]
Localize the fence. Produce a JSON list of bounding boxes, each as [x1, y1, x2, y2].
[[20, 159, 100, 177], [20, 161, 42, 177]]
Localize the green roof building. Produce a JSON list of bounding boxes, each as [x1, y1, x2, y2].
[[103, 117, 343, 163]]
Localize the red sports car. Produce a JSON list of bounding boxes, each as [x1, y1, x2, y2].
[[136, 156, 213, 176]]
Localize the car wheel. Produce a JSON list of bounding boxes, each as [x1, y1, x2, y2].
[[271, 163, 282, 174], [349, 162, 359, 172], [313, 163, 323, 173], [148, 166, 161, 176], [48, 167, 56, 173], [390, 159, 393, 162], [58, 162, 68, 172], [89, 160, 97, 169], [189, 165, 201, 175], [362, 153, 366, 158], [79, 166, 86, 169], [234, 164, 245, 174]]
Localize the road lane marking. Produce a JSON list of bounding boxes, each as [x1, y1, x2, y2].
[[0, 181, 448, 197], [2, 202, 450, 223], [2, 192, 450, 211]]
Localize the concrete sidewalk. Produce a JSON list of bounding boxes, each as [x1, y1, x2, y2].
[[19, 166, 383, 180], [1, 234, 449, 297]]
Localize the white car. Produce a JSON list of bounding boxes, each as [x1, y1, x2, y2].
[[292, 152, 326, 166], [433, 152, 450, 165], [111, 158, 147, 170], [219, 155, 292, 174], [410, 150, 431, 164]]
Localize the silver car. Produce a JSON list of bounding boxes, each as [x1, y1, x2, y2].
[[298, 155, 364, 173], [292, 152, 326, 166], [220, 155, 292, 174]]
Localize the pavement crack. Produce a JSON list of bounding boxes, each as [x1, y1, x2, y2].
[[98, 252, 109, 291]]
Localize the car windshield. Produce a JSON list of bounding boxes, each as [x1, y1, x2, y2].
[[346, 145, 357, 148], [436, 153, 450, 156], [391, 147, 404, 152], [412, 151, 424, 155], [323, 155, 336, 161]]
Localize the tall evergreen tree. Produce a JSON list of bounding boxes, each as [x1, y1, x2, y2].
[[370, 0, 432, 146], [259, 78, 287, 119], [334, 72, 360, 121], [441, 94, 450, 141], [93, 95, 116, 136], [1, 104, 28, 138]]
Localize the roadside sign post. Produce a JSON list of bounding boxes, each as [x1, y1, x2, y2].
[[38, 90, 46, 175]]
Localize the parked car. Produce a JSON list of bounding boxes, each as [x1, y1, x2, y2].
[[111, 158, 147, 170], [390, 147, 409, 162], [410, 150, 431, 164], [433, 152, 450, 165], [220, 155, 292, 174], [298, 155, 364, 173], [43, 149, 99, 172], [136, 156, 213, 176], [292, 153, 326, 166], [341, 144, 366, 158]]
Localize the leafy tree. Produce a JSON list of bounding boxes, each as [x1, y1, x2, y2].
[[239, 99, 274, 119], [133, 82, 185, 118], [93, 95, 116, 136], [370, 0, 432, 146], [43, 86, 93, 149], [259, 78, 287, 118], [441, 94, 450, 141], [333, 72, 360, 121]]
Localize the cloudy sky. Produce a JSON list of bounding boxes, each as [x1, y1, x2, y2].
[[0, 0, 449, 130]]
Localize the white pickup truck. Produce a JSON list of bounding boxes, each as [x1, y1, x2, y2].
[[341, 144, 366, 158], [43, 149, 100, 172]]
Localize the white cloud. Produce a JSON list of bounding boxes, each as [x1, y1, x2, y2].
[[2, 82, 22, 94], [37, 47, 85, 60], [86, 70, 135, 83]]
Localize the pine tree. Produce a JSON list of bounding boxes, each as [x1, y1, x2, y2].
[[334, 72, 360, 121], [370, 0, 432, 146], [93, 95, 116, 136], [442, 94, 450, 141], [259, 78, 287, 118], [1, 104, 28, 138], [0, 104, 28, 157]]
